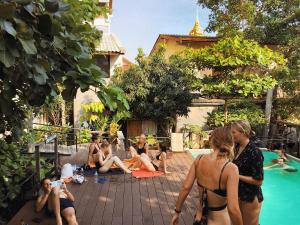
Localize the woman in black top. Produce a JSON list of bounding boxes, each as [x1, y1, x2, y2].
[[128, 134, 156, 171], [231, 120, 264, 225]]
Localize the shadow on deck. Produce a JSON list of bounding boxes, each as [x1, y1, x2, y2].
[[8, 149, 199, 225]]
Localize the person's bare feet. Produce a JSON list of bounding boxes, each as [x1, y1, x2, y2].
[[164, 171, 171, 174]]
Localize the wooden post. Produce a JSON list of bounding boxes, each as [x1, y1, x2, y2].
[[35, 145, 40, 195], [224, 100, 228, 123], [75, 134, 78, 152], [264, 87, 274, 142], [54, 137, 59, 176]]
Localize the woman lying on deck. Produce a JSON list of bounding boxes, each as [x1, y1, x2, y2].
[[36, 178, 78, 225], [87, 135, 131, 174]]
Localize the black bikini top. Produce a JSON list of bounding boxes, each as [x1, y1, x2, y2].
[[137, 143, 146, 155], [196, 155, 229, 197]]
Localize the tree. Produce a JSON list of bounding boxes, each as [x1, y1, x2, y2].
[[197, 0, 300, 122], [113, 47, 197, 135], [207, 101, 266, 130], [0, 0, 127, 139], [189, 35, 284, 122]]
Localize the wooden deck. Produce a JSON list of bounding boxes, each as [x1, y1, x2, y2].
[[8, 150, 199, 225]]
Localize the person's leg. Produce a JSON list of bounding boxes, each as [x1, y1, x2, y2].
[[129, 146, 138, 158], [61, 207, 78, 225], [159, 152, 170, 174], [48, 187, 63, 225], [111, 156, 132, 173], [140, 154, 156, 172], [239, 197, 262, 225], [98, 157, 115, 173], [98, 156, 131, 173]]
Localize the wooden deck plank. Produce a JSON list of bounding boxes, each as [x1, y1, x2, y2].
[[90, 177, 110, 225], [140, 178, 154, 225], [146, 178, 165, 225], [132, 177, 143, 225], [101, 175, 117, 225], [76, 178, 97, 224], [152, 176, 172, 225], [122, 174, 133, 225], [80, 179, 103, 225], [111, 173, 125, 225]]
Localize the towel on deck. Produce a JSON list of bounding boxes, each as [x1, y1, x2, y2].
[[132, 169, 164, 178]]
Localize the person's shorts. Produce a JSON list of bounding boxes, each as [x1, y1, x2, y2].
[[45, 198, 75, 217]]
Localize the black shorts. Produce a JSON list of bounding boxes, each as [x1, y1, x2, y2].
[[45, 198, 75, 217]]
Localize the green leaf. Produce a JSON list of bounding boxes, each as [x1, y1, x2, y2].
[[0, 50, 15, 67], [53, 36, 64, 49], [0, 3, 16, 19], [0, 20, 17, 37], [18, 38, 37, 54], [33, 64, 48, 85]]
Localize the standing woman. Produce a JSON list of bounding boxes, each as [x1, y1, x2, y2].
[[231, 120, 264, 225], [170, 127, 243, 225]]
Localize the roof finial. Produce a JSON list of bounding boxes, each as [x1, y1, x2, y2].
[[189, 4, 203, 36]]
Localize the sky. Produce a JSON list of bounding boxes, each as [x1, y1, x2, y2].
[[111, 0, 212, 62]]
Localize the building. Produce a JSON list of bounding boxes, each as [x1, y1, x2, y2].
[[73, 0, 129, 127]]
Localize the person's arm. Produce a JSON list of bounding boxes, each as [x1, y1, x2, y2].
[[61, 183, 75, 202], [144, 143, 149, 155], [170, 159, 197, 225], [35, 190, 51, 212], [107, 145, 113, 158], [88, 144, 94, 166], [239, 175, 263, 186], [226, 164, 243, 225], [98, 151, 112, 166]]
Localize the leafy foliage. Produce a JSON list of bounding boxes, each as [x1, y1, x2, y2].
[[189, 36, 284, 121], [197, 0, 300, 118], [77, 128, 91, 144], [0, 0, 123, 138], [113, 47, 197, 134], [0, 140, 52, 210], [207, 101, 266, 128]]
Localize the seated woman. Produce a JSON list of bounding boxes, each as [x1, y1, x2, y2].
[[128, 134, 156, 172], [36, 178, 78, 225], [87, 133, 101, 169], [98, 141, 132, 174], [154, 143, 171, 174]]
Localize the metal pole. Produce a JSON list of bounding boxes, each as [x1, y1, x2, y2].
[[54, 137, 59, 176], [35, 145, 40, 195]]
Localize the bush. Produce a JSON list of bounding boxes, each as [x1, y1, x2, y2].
[[0, 140, 51, 209], [207, 102, 266, 128], [77, 129, 92, 144]]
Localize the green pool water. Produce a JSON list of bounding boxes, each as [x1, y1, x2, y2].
[[189, 150, 300, 225]]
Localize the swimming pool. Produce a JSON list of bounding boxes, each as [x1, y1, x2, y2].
[[189, 150, 300, 225]]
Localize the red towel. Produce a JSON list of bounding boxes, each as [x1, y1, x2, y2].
[[132, 169, 164, 178]]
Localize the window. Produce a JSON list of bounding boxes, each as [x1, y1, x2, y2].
[[94, 55, 110, 78]]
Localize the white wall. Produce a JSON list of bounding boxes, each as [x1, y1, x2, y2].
[[176, 106, 217, 131]]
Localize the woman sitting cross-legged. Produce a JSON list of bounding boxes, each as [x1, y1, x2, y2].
[[128, 134, 156, 172], [97, 141, 132, 174], [170, 126, 243, 225]]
